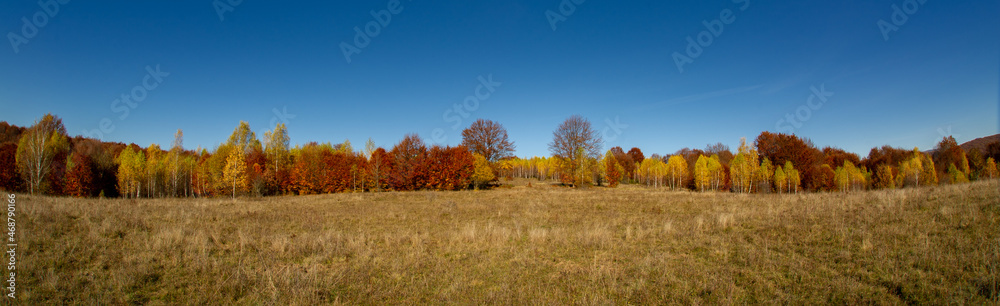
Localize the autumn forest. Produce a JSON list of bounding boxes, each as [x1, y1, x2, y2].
[[1, 113, 998, 198]]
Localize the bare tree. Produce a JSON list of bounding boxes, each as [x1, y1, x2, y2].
[[548, 115, 602, 187], [461, 119, 516, 163]]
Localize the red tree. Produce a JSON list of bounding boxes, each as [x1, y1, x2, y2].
[[822, 147, 861, 169], [425, 146, 474, 190], [460, 119, 515, 163], [367, 148, 393, 191], [65, 152, 94, 197], [291, 143, 325, 195], [609, 147, 632, 181], [0, 143, 21, 192], [932, 136, 969, 182], [755, 132, 823, 191], [390, 134, 427, 191]]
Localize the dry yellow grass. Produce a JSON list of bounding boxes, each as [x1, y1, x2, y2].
[[13, 180, 1000, 304]]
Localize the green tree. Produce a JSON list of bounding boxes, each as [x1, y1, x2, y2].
[[948, 163, 969, 184]]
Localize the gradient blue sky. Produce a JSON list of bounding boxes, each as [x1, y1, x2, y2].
[[1, 1, 997, 157]]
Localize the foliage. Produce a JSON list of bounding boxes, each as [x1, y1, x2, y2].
[[730, 137, 759, 193], [833, 160, 868, 192], [16, 113, 68, 194], [947, 164, 969, 184], [984, 157, 998, 179], [65, 152, 94, 197], [425, 146, 473, 191], [223, 145, 248, 198], [116, 147, 145, 198], [665, 155, 688, 190], [461, 119, 515, 163], [602, 150, 624, 188], [471, 153, 495, 189], [932, 136, 969, 183], [873, 164, 895, 189], [390, 134, 427, 191], [0, 143, 20, 191]]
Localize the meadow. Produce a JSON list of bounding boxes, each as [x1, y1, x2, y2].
[[15, 179, 1000, 304]]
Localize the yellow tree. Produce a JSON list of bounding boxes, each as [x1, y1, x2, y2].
[[471, 153, 494, 189], [774, 166, 787, 194], [115, 148, 134, 198], [874, 164, 895, 189], [784, 161, 800, 193], [694, 155, 710, 192], [116, 147, 145, 198], [918, 151, 937, 186], [834, 161, 853, 192], [708, 155, 725, 191], [572, 147, 598, 187], [896, 153, 922, 187], [759, 158, 773, 193], [947, 164, 969, 184], [638, 158, 666, 188], [731, 137, 759, 193], [984, 157, 999, 179], [666, 155, 688, 190], [146, 144, 164, 197], [223, 147, 247, 198]]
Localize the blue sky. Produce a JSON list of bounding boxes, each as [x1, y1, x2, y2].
[[1, 0, 997, 157]]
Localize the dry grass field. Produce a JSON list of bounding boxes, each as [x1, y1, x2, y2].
[[13, 180, 1000, 304]]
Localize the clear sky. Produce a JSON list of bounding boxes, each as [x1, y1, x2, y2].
[[1, 1, 997, 157]]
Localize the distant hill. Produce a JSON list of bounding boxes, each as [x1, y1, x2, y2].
[[960, 134, 1000, 153]]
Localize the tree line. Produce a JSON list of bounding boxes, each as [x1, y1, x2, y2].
[[0, 115, 511, 197], [0, 113, 998, 197], [505, 116, 999, 192]]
